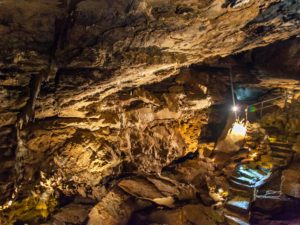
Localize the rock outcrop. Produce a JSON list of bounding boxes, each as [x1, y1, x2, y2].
[[0, 0, 299, 224]]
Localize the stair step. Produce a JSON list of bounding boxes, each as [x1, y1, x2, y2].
[[230, 171, 271, 190], [269, 142, 293, 148], [271, 146, 294, 153], [226, 196, 251, 214], [256, 190, 281, 198], [237, 166, 266, 180], [229, 179, 255, 191], [225, 215, 249, 225], [231, 176, 257, 185], [224, 210, 249, 225], [255, 165, 271, 175], [261, 154, 286, 163], [270, 158, 289, 168], [236, 171, 255, 180], [257, 165, 270, 175], [229, 187, 253, 197], [271, 151, 293, 159], [250, 168, 269, 178]]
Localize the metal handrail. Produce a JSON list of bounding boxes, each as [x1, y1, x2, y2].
[[250, 95, 284, 106], [247, 89, 294, 118], [254, 104, 281, 111]]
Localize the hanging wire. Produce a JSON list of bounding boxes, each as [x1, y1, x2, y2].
[[229, 66, 237, 119]]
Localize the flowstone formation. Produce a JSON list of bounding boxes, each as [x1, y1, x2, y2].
[[0, 0, 300, 224]]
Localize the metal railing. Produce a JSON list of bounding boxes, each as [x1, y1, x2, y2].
[[246, 89, 295, 118]]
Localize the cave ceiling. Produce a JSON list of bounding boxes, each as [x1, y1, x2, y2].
[[0, 0, 299, 123], [0, 0, 300, 224]]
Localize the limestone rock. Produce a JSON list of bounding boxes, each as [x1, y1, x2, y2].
[[281, 169, 300, 199], [52, 203, 92, 225], [87, 190, 135, 225], [129, 203, 224, 225], [0, 0, 299, 223], [118, 176, 198, 207]]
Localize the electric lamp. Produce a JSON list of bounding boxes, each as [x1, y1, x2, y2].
[[230, 121, 247, 136], [232, 105, 239, 112]]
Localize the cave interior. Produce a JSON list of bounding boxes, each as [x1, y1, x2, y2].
[[0, 1, 300, 225]]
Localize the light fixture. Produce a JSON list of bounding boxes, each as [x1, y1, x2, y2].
[[230, 121, 247, 136], [232, 105, 239, 112]]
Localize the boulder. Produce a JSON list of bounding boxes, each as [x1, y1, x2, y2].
[[281, 169, 300, 199], [87, 190, 136, 225], [52, 203, 92, 225]]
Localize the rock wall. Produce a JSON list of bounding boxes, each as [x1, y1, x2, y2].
[[0, 0, 300, 224]]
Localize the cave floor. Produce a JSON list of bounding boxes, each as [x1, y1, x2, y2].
[[223, 139, 296, 225]]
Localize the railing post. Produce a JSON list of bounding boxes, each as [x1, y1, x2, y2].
[[260, 102, 264, 118], [284, 89, 288, 109]]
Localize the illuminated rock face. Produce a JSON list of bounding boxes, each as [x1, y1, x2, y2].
[[281, 169, 300, 199], [0, 0, 299, 224]]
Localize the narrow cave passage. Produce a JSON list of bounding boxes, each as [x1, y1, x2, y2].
[[0, 1, 300, 225]]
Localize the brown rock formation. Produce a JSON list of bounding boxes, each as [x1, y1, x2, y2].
[[0, 0, 299, 224]]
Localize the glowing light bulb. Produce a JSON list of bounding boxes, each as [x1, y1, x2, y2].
[[230, 122, 247, 136], [232, 105, 239, 112]]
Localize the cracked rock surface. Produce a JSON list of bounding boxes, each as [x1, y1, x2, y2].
[[0, 0, 299, 224]]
